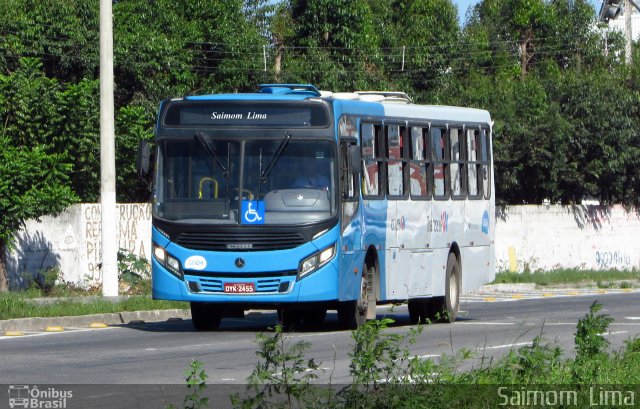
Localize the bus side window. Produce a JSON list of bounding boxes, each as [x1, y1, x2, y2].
[[361, 122, 382, 197], [431, 127, 449, 198], [480, 129, 491, 198], [466, 129, 480, 198], [450, 128, 465, 198], [409, 125, 429, 198], [386, 124, 406, 198]]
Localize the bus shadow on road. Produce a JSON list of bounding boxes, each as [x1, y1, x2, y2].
[[119, 310, 474, 334]]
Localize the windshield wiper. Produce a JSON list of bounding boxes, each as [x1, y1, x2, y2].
[[194, 132, 228, 176], [260, 132, 291, 182]]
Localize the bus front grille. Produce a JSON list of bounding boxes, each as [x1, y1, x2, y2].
[[175, 231, 306, 251], [194, 277, 289, 293]]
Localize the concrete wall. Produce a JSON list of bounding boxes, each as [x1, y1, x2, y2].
[[495, 205, 640, 272], [6, 204, 151, 289], [5, 204, 640, 288]]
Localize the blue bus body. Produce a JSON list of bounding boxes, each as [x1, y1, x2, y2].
[[150, 85, 494, 329]]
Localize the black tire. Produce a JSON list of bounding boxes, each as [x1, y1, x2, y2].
[[443, 252, 461, 323], [190, 302, 222, 331], [277, 309, 302, 330], [408, 298, 431, 324], [301, 308, 327, 325], [429, 296, 445, 322], [338, 264, 371, 329]]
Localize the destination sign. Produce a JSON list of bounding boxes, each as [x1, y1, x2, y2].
[[163, 102, 329, 127]]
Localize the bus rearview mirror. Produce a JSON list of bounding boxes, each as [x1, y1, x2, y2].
[[348, 145, 362, 175], [137, 140, 151, 176]]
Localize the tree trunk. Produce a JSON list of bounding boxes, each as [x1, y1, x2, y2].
[[520, 29, 534, 79], [0, 242, 8, 292], [520, 39, 528, 79], [274, 44, 283, 82]]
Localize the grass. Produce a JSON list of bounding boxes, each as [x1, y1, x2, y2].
[[0, 251, 190, 320], [171, 302, 640, 409], [0, 292, 186, 320], [492, 268, 640, 287], [2, 267, 637, 321]]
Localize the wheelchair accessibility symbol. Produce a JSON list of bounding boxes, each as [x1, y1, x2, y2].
[[241, 200, 265, 224]]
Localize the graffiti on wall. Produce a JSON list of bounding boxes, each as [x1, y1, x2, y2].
[[84, 204, 151, 279], [594, 250, 633, 270]]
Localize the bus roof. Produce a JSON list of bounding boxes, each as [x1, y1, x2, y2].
[[175, 84, 491, 125]]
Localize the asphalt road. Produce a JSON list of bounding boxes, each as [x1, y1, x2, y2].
[[1, 293, 639, 387]]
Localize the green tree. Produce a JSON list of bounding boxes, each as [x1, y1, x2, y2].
[[552, 69, 640, 204], [286, 0, 384, 89], [115, 105, 154, 202], [0, 0, 99, 81], [0, 145, 76, 292], [372, 0, 460, 98], [0, 59, 79, 290], [56, 79, 101, 202]]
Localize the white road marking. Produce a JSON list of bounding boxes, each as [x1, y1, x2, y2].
[[480, 341, 533, 350], [454, 321, 516, 326], [600, 331, 628, 336]]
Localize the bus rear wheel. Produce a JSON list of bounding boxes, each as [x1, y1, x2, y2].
[[338, 264, 371, 329], [426, 253, 461, 323], [190, 302, 222, 331], [441, 252, 461, 323]]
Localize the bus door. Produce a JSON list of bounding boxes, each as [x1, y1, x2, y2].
[[462, 127, 493, 291], [401, 124, 433, 298], [385, 124, 411, 300], [339, 132, 363, 300]]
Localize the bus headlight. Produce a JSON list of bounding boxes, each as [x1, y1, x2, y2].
[[153, 244, 183, 279], [166, 255, 181, 275], [298, 243, 336, 280], [153, 245, 166, 263]]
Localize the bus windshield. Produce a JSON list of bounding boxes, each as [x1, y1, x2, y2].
[[154, 136, 337, 225]]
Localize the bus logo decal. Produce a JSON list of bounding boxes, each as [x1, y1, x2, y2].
[[242, 200, 265, 224], [227, 243, 253, 250], [441, 211, 449, 233], [482, 210, 490, 234], [391, 216, 405, 231], [185, 255, 207, 270]]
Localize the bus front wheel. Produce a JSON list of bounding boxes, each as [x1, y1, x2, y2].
[[190, 302, 222, 331], [338, 264, 372, 329], [302, 308, 327, 325], [277, 309, 302, 330]]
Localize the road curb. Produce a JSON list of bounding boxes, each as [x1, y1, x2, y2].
[[0, 309, 191, 332]]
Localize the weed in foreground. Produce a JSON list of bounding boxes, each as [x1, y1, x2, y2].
[[170, 301, 640, 408], [167, 360, 209, 409], [231, 324, 322, 409]]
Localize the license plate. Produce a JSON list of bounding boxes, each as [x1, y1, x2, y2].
[[223, 282, 255, 293]]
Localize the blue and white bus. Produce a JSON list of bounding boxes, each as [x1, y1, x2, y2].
[[145, 84, 495, 330]]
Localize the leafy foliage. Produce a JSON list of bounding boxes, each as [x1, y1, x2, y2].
[[233, 324, 320, 408], [181, 302, 640, 408], [0, 0, 639, 246]]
